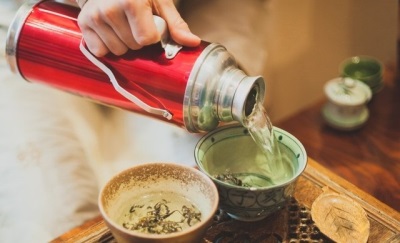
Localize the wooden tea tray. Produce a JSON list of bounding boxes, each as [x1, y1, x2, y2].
[[51, 158, 400, 242]]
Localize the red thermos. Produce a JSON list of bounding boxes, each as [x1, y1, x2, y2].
[[6, 0, 265, 133]]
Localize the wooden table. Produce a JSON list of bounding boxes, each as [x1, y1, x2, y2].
[[51, 158, 400, 242], [276, 81, 400, 212]]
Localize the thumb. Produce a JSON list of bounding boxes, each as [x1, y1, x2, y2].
[[156, 2, 201, 47], [167, 17, 201, 47]]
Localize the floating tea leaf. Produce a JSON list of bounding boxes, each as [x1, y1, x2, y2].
[[214, 170, 274, 188], [120, 193, 202, 234]]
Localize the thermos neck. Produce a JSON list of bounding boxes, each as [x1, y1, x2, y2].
[[235, 76, 265, 121], [184, 43, 266, 133], [218, 69, 264, 124]]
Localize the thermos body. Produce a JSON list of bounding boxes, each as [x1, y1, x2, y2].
[[6, 0, 265, 133]]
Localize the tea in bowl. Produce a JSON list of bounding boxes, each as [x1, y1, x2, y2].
[[98, 162, 219, 243], [194, 125, 307, 222]]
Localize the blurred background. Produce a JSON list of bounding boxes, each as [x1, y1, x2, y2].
[[263, 0, 397, 122]]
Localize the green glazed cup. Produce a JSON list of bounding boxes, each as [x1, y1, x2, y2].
[[194, 124, 307, 222], [339, 56, 383, 91]]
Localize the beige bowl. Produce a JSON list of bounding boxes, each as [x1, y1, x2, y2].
[[99, 162, 219, 243]]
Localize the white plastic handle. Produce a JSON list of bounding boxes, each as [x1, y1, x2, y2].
[[79, 40, 173, 120], [78, 15, 182, 120], [153, 15, 182, 59]]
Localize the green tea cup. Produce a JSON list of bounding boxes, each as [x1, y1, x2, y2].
[[194, 125, 307, 222]]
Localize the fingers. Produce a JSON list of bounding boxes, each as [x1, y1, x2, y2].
[[100, 5, 144, 50], [123, 1, 161, 46], [78, 0, 160, 56], [78, 5, 124, 56], [79, 28, 109, 57], [77, 0, 200, 57]]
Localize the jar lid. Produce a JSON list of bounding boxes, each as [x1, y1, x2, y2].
[[324, 77, 372, 106]]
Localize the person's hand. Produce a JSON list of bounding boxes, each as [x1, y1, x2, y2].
[[77, 0, 201, 57]]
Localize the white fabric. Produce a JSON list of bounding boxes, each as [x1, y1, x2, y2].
[[0, 0, 270, 241], [0, 70, 100, 242], [1, 3, 99, 242], [0, 0, 18, 59]]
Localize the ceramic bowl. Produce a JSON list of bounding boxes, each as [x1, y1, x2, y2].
[[194, 125, 307, 222], [99, 162, 219, 243], [340, 56, 383, 92], [322, 77, 372, 131]]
